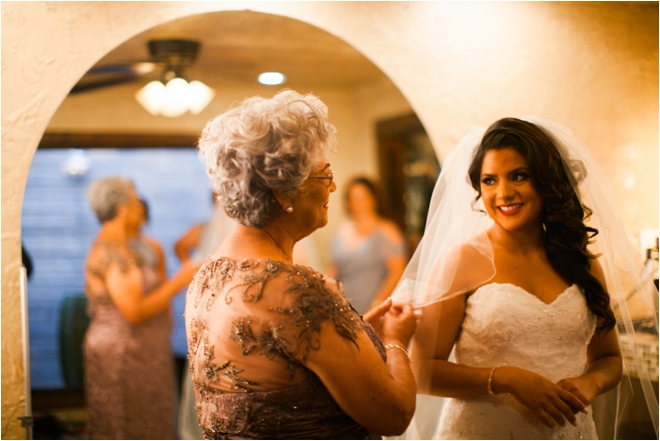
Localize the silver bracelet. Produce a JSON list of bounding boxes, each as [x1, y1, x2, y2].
[[384, 344, 411, 363], [487, 365, 500, 395]]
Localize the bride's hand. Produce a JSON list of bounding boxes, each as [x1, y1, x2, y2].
[[556, 376, 598, 406], [494, 367, 586, 429]]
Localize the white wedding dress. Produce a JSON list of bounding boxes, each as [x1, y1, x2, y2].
[[436, 283, 599, 439]]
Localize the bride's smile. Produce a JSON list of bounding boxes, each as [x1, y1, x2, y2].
[[479, 147, 543, 232]]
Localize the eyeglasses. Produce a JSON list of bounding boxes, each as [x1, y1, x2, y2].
[[308, 170, 334, 187]]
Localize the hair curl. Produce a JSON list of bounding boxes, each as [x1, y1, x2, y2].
[[197, 90, 337, 227], [87, 176, 134, 223], [467, 118, 615, 332]]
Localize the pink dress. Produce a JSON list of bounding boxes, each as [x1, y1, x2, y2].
[[185, 258, 385, 439], [83, 240, 176, 439]]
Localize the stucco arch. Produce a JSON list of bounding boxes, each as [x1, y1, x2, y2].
[[2, 4, 425, 436], [3, 2, 657, 438]]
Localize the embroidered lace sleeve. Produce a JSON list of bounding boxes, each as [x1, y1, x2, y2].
[[86, 241, 142, 278], [185, 258, 366, 392], [85, 241, 143, 314], [272, 262, 364, 363]]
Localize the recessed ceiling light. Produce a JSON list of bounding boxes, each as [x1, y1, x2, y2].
[[258, 72, 286, 85]]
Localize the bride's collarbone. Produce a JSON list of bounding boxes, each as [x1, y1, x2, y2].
[[489, 268, 571, 305]]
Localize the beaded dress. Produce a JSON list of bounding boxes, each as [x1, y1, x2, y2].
[[436, 283, 598, 439], [184, 258, 384, 439], [83, 241, 176, 439]]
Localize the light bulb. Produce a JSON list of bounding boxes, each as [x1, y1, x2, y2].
[[161, 78, 189, 118], [135, 81, 166, 115], [135, 78, 215, 117], [258, 72, 286, 85], [188, 81, 215, 115]]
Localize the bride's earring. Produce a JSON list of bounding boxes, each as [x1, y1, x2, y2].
[[286, 207, 293, 213]]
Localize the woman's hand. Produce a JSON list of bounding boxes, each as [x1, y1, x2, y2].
[[303, 297, 418, 435], [363, 297, 393, 336], [556, 376, 599, 406], [364, 299, 419, 347], [384, 303, 418, 347], [494, 366, 586, 429]]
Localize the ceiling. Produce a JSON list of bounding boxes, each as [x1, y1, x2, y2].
[[74, 10, 389, 94]]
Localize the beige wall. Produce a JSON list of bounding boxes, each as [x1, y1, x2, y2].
[[2, 2, 657, 437]]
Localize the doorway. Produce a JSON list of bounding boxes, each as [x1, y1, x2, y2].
[[377, 113, 440, 256]]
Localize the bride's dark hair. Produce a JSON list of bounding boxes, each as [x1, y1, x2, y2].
[[467, 117, 616, 332]]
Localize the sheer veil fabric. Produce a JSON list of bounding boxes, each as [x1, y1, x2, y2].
[[391, 117, 658, 439]]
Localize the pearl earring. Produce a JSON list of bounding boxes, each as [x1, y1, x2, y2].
[[286, 207, 293, 213]]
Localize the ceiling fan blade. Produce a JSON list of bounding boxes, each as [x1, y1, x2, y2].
[[69, 62, 156, 95], [69, 74, 138, 94], [87, 62, 156, 76]]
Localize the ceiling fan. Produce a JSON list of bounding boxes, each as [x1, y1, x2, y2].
[[69, 39, 202, 95]]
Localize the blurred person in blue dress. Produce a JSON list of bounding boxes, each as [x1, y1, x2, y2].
[[328, 177, 407, 314]]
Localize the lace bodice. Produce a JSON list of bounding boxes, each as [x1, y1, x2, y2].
[[437, 283, 598, 439], [457, 283, 596, 380], [85, 240, 160, 315], [185, 258, 382, 439]]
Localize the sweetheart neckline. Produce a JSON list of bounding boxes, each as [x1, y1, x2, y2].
[[472, 282, 578, 306]]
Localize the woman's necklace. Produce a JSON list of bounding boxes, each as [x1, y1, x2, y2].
[[262, 228, 292, 262]]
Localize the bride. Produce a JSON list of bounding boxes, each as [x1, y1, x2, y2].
[[394, 117, 658, 439]]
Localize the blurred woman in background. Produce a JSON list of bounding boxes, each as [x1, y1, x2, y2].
[[83, 177, 198, 439], [129, 198, 166, 281], [328, 177, 407, 313]]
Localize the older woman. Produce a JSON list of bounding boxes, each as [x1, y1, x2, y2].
[[84, 177, 198, 439], [187, 90, 418, 439]]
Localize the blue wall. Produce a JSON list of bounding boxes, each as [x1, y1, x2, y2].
[[23, 148, 213, 389]]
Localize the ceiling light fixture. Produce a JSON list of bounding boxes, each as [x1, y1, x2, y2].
[[134, 39, 215, 118], [135, 77, 215, 118], [258, 72, 286, 85]]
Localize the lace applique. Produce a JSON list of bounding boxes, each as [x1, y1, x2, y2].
[[187, 258, 378, 439], [226, 259, 287, 304], [188, 259, 364, 387], [187, 318, 200, 374], [275, 268, 361, 363], [203, 399, 263, 440], [230, 316, 258, 355], [206, 410, 242, 440], [86, 241, 144, 314], [193, 258, 238, 309], [93, 241, 143, 274], [195, 319, 260, 393]]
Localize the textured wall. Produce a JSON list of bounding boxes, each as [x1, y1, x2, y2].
[[2, 2, 657, 437]]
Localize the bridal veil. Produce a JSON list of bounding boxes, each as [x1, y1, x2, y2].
[[392, 117, 658, 439]]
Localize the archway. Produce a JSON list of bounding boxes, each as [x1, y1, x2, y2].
[[12, 7, 432, 438], [3, 3, 658, 438]]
